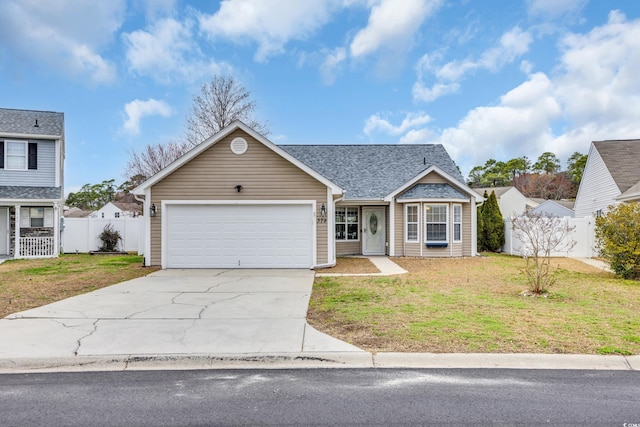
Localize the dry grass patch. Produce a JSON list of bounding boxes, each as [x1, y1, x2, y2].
[[0, 254, 158, 318], [316, 257, 380, 274], [308, 254, 640, 354]]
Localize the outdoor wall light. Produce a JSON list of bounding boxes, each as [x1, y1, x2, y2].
[[150, 203, 157, 217], [235, 185, 243, 192], [320, 203, 327, 218]]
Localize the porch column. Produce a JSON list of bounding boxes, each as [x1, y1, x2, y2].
[[14, 204, 20, 258], [53, 202, 60, 256]]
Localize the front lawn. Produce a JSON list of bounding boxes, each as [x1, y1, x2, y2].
[[308, 254, 640, 355], [0, 254, 158, 318]]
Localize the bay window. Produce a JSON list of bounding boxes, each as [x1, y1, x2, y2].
[[406, 204, 419, 242], [425, 204, 448, 243]]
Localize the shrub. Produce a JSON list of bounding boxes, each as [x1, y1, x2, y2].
[[595, 202, 640, 280], [98, 224, 122, 252], [511, 212, 576, 294], [479, 191, 505, 252]]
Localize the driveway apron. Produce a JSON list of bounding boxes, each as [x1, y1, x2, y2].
[[0, 269, 362, 359]]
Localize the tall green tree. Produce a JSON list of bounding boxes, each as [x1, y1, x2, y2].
[[532, 152, 561, 175], [476, 191, 488, 251], [480, 191, 505, 252], [567, 151, 588, 186], [66, 179, 117, 210]]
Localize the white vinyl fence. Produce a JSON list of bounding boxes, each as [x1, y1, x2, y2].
[[503, 216, 596, 258], [61, 217, 144, 254]]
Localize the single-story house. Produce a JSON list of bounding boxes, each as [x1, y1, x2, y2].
[[133, 121, 483, 269], [530, 199, 575, 218], [574, 139, 640, 217], [472, 186, 533, 218], [90, 202, 142, 218]]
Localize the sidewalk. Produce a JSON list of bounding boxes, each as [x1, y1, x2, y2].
[[316, 256, 408, 277]]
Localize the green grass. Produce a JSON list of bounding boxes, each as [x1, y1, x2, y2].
[[308, 255, 640, 354], [0, 253, 158, 318]]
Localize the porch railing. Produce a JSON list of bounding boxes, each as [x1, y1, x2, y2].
[[19, 237, 56, 258]]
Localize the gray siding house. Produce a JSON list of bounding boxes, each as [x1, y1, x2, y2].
[[0, 108, 65, 258]]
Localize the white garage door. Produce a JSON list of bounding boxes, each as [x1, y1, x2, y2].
[[165, 203, 314, 268]]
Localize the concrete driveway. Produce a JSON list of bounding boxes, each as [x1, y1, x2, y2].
[[0, 269, 362, 360]]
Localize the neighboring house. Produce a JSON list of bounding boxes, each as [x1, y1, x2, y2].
[[530, 200, 575, 218], [473, 186, 531, 218], [133, 121, 483, 269], [574, 139, 640, 217], [0, 108, 65, 258], [90, 202, 142, 218], [63, 206, 93, 218]]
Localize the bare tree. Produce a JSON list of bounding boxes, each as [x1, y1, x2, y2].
[[510, 212, 576, 295], [184, 75, 268, 147], [125, 141, 190, 181]]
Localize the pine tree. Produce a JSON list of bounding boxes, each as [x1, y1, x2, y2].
[[483, 191, 505, 252], [476, 191, 488, 251]]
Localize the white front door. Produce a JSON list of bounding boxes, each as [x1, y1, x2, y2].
[[0, 208, 8, 255], [363, 207, 385, 255]]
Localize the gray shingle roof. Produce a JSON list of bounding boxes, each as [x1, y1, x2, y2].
[[594, 139, 640, 193], [0, 186, 62, 199], [0, 108, 64, 137], [280, 144, 465, 200], [397, 183, 467, 200]]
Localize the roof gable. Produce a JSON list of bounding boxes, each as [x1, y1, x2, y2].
[[280, 144, 465, 200], [134, 121, 342, 195], [593, 139, 640, 193]]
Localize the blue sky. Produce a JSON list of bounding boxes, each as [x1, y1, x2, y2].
[[2, 0, 640, 195]]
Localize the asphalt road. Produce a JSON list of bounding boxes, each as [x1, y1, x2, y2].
[[1, 368, 639, 426]]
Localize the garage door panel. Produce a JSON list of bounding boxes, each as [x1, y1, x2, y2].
[[166, 204, 313, 268]]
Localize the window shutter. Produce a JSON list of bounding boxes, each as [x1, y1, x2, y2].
[[0, 141, 4, 169], [28, 142, 37, 170], [20, 208, 30, 228], [44, 208, 54, 227]]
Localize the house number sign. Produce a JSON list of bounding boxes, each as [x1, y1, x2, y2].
[[369, 213, 378, 235]]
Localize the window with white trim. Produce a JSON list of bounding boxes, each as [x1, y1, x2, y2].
[[335, 207, 359, 241], [20, 207, 54, 228], [425, 204, 448, 243], [406, 204, 419, 242], [6, 141, 27, 170], [453, 204, 462, 242]]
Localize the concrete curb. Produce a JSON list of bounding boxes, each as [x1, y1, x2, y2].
[[1, 353, 638, 374]]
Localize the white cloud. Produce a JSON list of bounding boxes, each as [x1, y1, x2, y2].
[[319, 47, 347, 85], [527, 0, 587, 18], [413, 11, 640, 177], [413, 27, 533, 102], [0, 0, 124, 83], [134, 0, 177, 19], [434, 73, 561, 173], [123, 99, 173, 135], [123, 18, 229, 83], [349, 0, 442, 58], [199, 0, 344, 62], [364, 112, 432, 141]]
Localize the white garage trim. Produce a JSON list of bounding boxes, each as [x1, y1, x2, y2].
[[161, 200, 317, 269]]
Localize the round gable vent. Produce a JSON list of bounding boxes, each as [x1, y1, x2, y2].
[[230, 137, 248, 155]]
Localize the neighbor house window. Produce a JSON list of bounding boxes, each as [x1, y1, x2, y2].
[[115, 212, 120, 218], [425, 204, 448, 242], [336, 207, 359, 240], [453, 204, 462, 242], [406, 204, 419, 242], [20, 207, 53, 228], [6, 141, 27, 170]]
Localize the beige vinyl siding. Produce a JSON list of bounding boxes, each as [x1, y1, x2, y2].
[[149, 129, 329, 266], [336, 241, 361, 256]]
